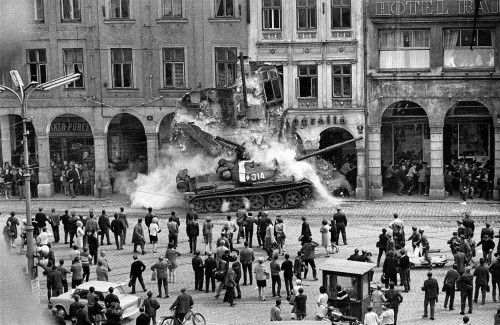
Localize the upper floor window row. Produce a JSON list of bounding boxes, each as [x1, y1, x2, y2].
[[444, 29, 494, 69]]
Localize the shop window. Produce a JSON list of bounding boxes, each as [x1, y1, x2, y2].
[[109, 0, 130, 19], [61, 0, 81, 22], [260, 67, 283, 104], [215, 47, 237, 87], [161, 0, 182, 18], [332, 64, 351, 98], [331, 0, 350, 29], [263, 0, 281, 30], [27, 49, 47, 84], [63, 49, 84, 88], [297, 65, 317, 98], [111, 48, 133, 88], [33, 0, 44, 21], [379, 29, 430, 69], [163, 48, 185, 88], [443, 29, 494, 68], [215, 0, 234, 18], [297, 0, 317, 30]]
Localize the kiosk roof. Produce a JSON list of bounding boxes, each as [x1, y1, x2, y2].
[[319, 259, 375, 275]]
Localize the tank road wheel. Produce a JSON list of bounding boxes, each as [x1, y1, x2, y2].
[[285, 190, 302, 207], [302, 186, 313, 198], [191, 199, 205, 212], [249, 195, 265, 210], [227, 197, 244, 212], [267, 193, 284, 209], [205, 198, 222, 213]]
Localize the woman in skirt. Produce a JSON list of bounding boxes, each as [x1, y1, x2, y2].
[[149, 217, 160, 253], [320, 220, 330, 257], [254, 257, 269, 301], [329, 219, 339, 254]]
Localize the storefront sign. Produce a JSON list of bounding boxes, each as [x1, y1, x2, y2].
[[50, 122, 92, 133], [369, 0, 500, 17]]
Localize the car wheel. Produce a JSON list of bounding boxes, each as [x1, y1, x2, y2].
[[55, 306, 67, 319]]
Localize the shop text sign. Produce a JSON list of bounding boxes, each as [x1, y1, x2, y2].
[[50, 122, 92, 133], [369, 0, 500, 17]]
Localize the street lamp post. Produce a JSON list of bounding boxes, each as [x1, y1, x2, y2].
[[0, 71, 80, 283]]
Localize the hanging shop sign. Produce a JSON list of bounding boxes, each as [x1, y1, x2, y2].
[[369, 0, 500, 17], [50, 122, 92, 133]]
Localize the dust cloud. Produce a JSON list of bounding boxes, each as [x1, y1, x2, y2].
[[0, 1, 31, 73]]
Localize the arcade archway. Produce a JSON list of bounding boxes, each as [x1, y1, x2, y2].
[[0, 114, 37, 168]]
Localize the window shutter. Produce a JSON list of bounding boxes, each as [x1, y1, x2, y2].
[[295, 78, 299, 98]]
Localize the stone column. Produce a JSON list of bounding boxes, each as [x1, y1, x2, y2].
[[146, 133, 158, 172], [355, 147, 366, 199], [494, 127, 500, 200], [93, 133, 111, 197], [37, 134, 54, 197], [429, 126, 445, 200], [0, 115, 12, 165], [367, 126, 382, 199]]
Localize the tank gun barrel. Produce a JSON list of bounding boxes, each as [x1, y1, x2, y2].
[[214, 136, 243, 148], [295, 137, 363, 161]]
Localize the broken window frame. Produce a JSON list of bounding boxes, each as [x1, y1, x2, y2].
[[296, 65, 317, 98], [33, 0, 45, 22], [111, 48, 133, 88], [332, 64, 351, 98], [109, 0, 130, 19], [163, 47, 185, 88], [27, 49, 48, 84], [61, 0, 82, 22], [260, 67, 283, 104], [262, 0, 281, 30], [215, 0, 235, 18], [161, 0, 183, 18], [331, 0, 351, 29], [215, 47, 237, 88], [297, 0, 317, 30], [63, 48, 84, 88]]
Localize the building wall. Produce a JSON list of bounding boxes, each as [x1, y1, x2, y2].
[[0, 0, 248, 197], [365, 0, 500, 199]]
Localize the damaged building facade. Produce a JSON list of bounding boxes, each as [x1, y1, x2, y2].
[[0, 0, 248, 197], [248, 0, 367, 198]]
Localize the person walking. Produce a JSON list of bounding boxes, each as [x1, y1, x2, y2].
[[473, 257, 490, 305], [244, 212, 255, 248], [151, 256, 171, 298], [143, 291, 160, 325], [118, 207, 129, 248], [333, 208, 347, 245], [407, 226, 421, 256], [169, 288, 194, 325], [443, 264, 460, 311], [254, 257, 269, 301], [384, 282, 403, 325], [489, 256, 500, 302], [457, 267, 474, 315], [186, 216, 199, 254], [204, 251, 217, 293], [270, 254, 282, 298], [132, 219, 146, 255], [98, 210, 112, 246], [301, 237, 319, 281], [223, 263, 238, 307], [281, 253, 294, 298], [422, 271, 439, 320], [149, 217, 160, 253], [377, 228, 389, 267], [129, 254, 147, 294], [420, 229, 432, 269], [192, 250, 204, 291], [202, 216, 213, 254], [110, 214, 124, 250], [240, 242, 254, 286], [300, 217, 311, 246], [165, 244, 181, 283], [320, 220, 330, 257], [48, 208, 61, 243]]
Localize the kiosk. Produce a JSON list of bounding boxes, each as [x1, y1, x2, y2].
[[319, 259, 375, 322]]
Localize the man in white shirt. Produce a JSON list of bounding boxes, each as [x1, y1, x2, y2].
[[364, 305, 379, 325], [36, 227, 52, 246], [379, 303, 395, 325]]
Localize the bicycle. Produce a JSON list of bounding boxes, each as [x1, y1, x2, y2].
[[159, 309, 206, 325]]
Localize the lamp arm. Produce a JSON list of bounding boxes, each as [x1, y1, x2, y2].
[[0, 84, 23, 104]]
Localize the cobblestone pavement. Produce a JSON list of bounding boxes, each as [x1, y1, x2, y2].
[[1, 197, 500, 325]]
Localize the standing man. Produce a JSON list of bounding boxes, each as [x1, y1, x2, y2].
[[98, 210, 112, 246], [240, 241, 254, 286], [88, 230, 99, 265], [281, 253, 294, 299], [399, 248, 411, 292], [169, 288, 194, 324], [223, 215, 237, 253], [186, 216, 200, 254], [67, 164, 78, 198], [489, 256, 500, 302], [61, 210, 70, 244], [455, 248, 466, 274], [144, 207, 155, 242], [473, 258, 490, 305], [443, 264, 460, 311], [192, 250, 204, 291], [168, 217, 179, 249], [377, 228, 389, 267], [110, 214, 124, 250], [202, 216, 214, 254], [143, 291, 160, 325], [224, 264, 237, 307], [57, 259, 70, 293], [204, 251, 217, 293], [35, 207, 48, 234], [420, 229, 432, 269], [301, 238, 319, 281], [235, 208, 247, 244], [333, 208, 347, 245], [118, 207, 129, 248], [422, 271, 439, 320], [49, 208, 61, 243], [244, 212, 255, 248], [270, 254, 282, 298], [68, 211, 79, 248], [462, 212, 475, 238], [257, 212, 268, 248], [132, 219, 146, 255], [129, 254, 147, 294], [300, 217, 311, 246], [457, 267, 474, 315], [151, 256, 171, 298]]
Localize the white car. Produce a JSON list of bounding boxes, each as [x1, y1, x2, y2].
[[50, 280, 142, 319], [409, 250, 447, 268]]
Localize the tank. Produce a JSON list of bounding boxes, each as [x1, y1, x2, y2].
[[176, 133, 363, 212]]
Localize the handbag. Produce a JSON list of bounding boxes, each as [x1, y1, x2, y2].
[[265, 272, 270, 280], [487, 285, 491, 293], [151, 270, 157, 281], [152, 299, 160, 310], [441, 284, 447, 292], [215, 271, 225, 282], [298, 235, 304, 241]]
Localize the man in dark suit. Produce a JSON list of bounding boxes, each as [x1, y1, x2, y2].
[[243, 213, 255, 247], [170, 288, 194, 325], [14, 168, 25, 200], [67, 165, 79, 198], [422, 271, 439, 320], [192, 250, 204, 291], [399, 248, 411, 292], [300, 217, 311, 246], [151, 256, 171, 298], [135, 306, 150, 325], [130, 254, 147, 294], [333, 208, 348, 245], [204, 251, 217, 293]]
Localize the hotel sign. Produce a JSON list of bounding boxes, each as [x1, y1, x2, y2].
[[369, 0, 500, 17]]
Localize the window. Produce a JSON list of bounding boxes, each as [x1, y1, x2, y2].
[[215, 47, 237, 87], [61, 0, 81, 21], [163, 48, 185, 88], [110, 0, 130, 19], [331, 0, 350, 28], [332, 65, 351, 98], [161, 0, 182, 18], [111, 48, 133, 88], [443, 29, 494, 68], [33, 0, 44, 21], [260, 67, 283, 103], [297, 0, 317, 30], [215, 0, 234, 18], [263, 0, 281, 30], [297, 65, 317, 97], [63, 49, 84, 88], [27, 49, 47, 84], [379, 29, 430, 69]]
